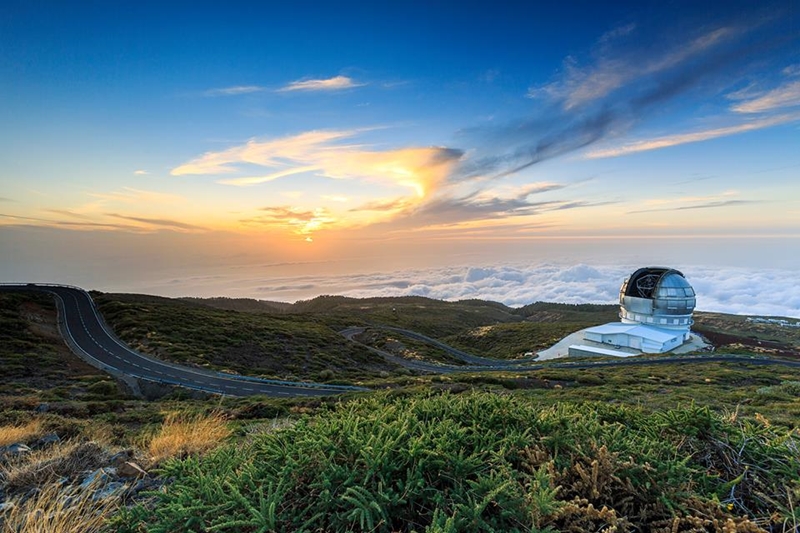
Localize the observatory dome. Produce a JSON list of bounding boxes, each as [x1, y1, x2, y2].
[[619, 267, 695, 331]]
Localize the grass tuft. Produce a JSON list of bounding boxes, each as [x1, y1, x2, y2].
[[1, 440, 107, 495], [1, 479, 119, 533], [0, 418, 43, 446], [145, 411, 231, 464]]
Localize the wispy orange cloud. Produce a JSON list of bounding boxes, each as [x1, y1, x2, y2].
[[218, 166, 318, 186], [239, 206, 336, 235], [90, 187, 185, 204], [105, 213, 205, 231], [173, 130, 463, 200]]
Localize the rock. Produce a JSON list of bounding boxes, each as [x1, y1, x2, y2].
[[34, 403, 50, 413], [129, 476, 162, 497], [80, 468, 113, 489], [31, 433, 60, 450], [117, 461, 147, 479], [109, 449, 134, 469], [93, 481, 127, 501], [0, 443, 32, 460]]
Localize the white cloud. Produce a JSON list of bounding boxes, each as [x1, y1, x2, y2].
[[322, 195, 349, 203], [133, 170, 149, 175], [204, 85, 266, 96], [585, 113, 800, 158], [347, 264, 800, 318], [278, 75, 364, 92], [732, 80, 800, 113], [782, 64, 800, 77], [171, 130, 355, 175], [528, 26, 738, 110]]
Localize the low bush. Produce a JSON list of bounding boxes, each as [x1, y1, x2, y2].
[[115, 391, 799, 532]]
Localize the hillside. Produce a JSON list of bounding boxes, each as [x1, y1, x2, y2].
[[92, 293, 399, 383], [2, 289, 800, 531]]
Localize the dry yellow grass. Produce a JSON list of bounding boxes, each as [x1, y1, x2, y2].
[[1, 440, 106, 494], [0, 419, 43, 447], [1, 480, 119, 533], [146, 411, 231, 464], [80, 421, 116, 447]]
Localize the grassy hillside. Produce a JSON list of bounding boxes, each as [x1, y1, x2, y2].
[[172, 296, 623, 362], [93, 293, 400, 383], [442, 322, 594, 359], [184, 294, 527, 337], [515, 301, 619, 323], [694, 311, 800, 357], [0, 292, 126, 405], [94, 293, 590, 377], [2, 289, 800, 531], [95, 293, 800, 377], [115, 391, 800, 532]]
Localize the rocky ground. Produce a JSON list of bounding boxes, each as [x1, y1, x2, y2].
[[0, 429, 161, 529]]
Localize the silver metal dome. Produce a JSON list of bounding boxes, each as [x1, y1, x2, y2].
[[619, 267, 695, 329]]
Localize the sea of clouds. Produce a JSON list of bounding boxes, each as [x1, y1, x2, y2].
[[233, 263, 800, 319]]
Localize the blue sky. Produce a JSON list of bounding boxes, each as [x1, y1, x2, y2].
[[1, 0, 799, 299]]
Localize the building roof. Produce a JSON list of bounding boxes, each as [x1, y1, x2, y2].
[[584, 322, 680, 343]]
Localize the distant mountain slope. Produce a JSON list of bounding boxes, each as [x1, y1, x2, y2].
[[94, 293, 399, 383], [91, 292, 799, 384]]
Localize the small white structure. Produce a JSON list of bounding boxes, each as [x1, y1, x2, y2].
[[570, 267, 696, 356]]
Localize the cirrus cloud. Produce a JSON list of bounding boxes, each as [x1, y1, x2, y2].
[[204, 85, 266, 96], [278, 75, 365, 92]]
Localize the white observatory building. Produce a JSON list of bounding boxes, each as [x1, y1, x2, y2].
[[569, 267, 697, 356]]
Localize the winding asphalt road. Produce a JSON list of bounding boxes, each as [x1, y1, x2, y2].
[[1, 284, 365, 397]]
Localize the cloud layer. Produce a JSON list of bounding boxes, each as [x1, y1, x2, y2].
[[150, 263, 800, 318], [321, 264, 800, 318]]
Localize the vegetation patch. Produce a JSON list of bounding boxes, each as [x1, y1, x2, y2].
[[693, 312, 800, 358], [0, 419, 43, 447], [145, 411, 232, 464], [94, 293, 397, 381], [0, 293, 116, 401], [443, 322, 593, 359], [354, 328, 466, 365], [2, 477, 120, 533], [115, 391, 800, 532]]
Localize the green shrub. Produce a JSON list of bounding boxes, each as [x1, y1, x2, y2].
[[114, 392, 798, 532], [86, 380, 120, 397], [757, 380, 800, 398]]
